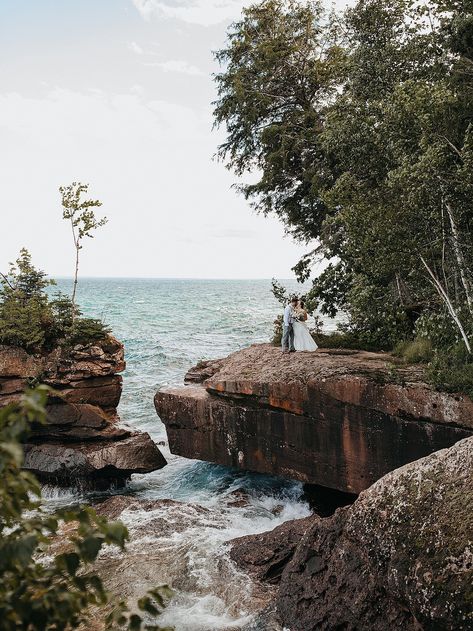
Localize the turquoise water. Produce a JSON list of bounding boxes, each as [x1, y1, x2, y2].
[[46, 278, 334, 630], [53, 277, 334, 443]]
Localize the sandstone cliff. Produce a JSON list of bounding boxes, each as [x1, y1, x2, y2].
[[0, 336, 166, 486], [155, 344, 473, 494]]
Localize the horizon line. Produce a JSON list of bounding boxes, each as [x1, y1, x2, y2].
[[48, 276, 303, 282]]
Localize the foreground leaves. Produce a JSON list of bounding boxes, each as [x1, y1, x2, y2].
[[0, 386, 173, 630]]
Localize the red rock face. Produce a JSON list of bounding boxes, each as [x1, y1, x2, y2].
[[0, 336, 125, 412], [155, 344, 473, 494], [0, 336, 166, 486]]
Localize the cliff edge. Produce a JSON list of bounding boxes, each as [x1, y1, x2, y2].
[[155, 344, 473, 494]]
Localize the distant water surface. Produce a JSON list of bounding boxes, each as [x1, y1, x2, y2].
[[45, 278, 337, 630]]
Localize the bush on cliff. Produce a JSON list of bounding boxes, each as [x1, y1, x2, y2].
[[393, 339, 434, 364], [0, 249, 110, 353], [427, 344, 473, 399], [0, 386, 172, 630]]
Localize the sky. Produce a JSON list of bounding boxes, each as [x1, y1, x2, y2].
[[0, 0, 351, 279]]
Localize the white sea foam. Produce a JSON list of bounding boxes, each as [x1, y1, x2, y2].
[[42, 278, 327, 629]]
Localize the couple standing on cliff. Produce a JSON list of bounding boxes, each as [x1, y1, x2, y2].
[[282, 297, 318, 353]]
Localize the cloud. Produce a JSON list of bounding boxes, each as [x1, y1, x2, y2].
[[212, 227, 258, 239], [131, 0, 247, 26], [128, 41, 145, 55], [145, 59, 204, 75]]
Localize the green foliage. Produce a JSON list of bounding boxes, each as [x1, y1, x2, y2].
[[59, 182, 108, 311], [60, 182, 107, 242], [272, 315, 283, 345], [271, 278, 320, 317], [271, 279, 291, 307], [68, 317, 112, 346], [0, 249, 54, 351], [0, 250, 110, 353], [312, 331, 383, 352], [216, 0, 473, 362], [214, 0, 347, 241], [393, 338, 434, 364], [427, 345, 473, 398], [0, 387, 173, 631], [47, 293, 79, 342], [415, 309, 471, 350]]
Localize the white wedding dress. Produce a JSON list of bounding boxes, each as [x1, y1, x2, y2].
[[293, 320, 318, 352]]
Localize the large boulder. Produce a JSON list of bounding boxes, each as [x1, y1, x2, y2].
[[278, 436, 473, 630], [31, 401, 129, 441], [229, 516, 316, 584], [156, 344, 473, 494], [23, 433, 166, 487]]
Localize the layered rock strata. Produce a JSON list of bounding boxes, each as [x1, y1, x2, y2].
[[155, 344, 473, 494], [0, 337, 166, 486]]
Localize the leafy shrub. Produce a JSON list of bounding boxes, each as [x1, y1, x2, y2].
[[272, 315, 283, 346], [427, 345, 473, 398], [0, 249, 54, 351], [68, 317, 111, 346], [47, 293, 78, 342], [0, 387, 172, 630], [313, 331, 385, 352], [393, 338, 433, 364], [0, 250, 110, 353], [0, 293, 50, 351], [414, 310, 468, 350]]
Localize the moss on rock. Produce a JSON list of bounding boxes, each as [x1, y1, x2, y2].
[[279, 436, 473, 630]]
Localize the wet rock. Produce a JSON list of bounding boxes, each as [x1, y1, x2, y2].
[[226, 489, 251, 508], [278, 436, 473, 631], [89, 496, 274, 621], [30, 401, 130, 442], [240, 604, 282, 631], [302, 484, 357, 517], [23, 432, 166, 487], [156, 344, 473, 493], [230, 516, 316, 584], [0, 336, 125, 411]]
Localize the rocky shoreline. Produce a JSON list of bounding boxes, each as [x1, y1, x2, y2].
[[0, 336, 166, 487], [155, 344, 473, 629], [155, 344, 473, 494], [4, 337, 471, 628], [227, 436, 473, 630]]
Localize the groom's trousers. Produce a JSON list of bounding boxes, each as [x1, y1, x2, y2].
[[282, 324, 295, 351]]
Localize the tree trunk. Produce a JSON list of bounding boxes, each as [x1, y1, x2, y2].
[[445, 202, 473, 317], [71, 245, 79, 322], [70, 219, 79, 322], [420, 256, 471, 354]]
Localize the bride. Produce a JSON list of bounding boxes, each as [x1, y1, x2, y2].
[[293, 300, 318, 352]]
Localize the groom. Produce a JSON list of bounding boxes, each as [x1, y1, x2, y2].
[[282, 296, 298, 353]]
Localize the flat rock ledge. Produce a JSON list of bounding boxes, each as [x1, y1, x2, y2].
[[230, 436, 473, 630], [155, 344, 473, 494], [0, 336, 166, 486]]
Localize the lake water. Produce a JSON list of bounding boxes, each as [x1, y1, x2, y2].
[[45, 278, 337, 630]]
